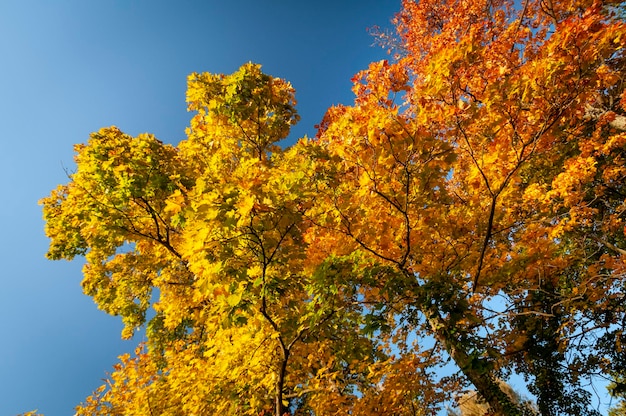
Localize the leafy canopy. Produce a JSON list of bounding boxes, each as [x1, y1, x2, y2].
[[40, 1, 626, 415]]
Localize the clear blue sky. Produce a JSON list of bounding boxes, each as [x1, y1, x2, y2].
[[0, 1, 399, 414]]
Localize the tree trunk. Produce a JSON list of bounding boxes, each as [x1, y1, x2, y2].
[[425, 308, 527, 416], [275, 344, 290, 416]]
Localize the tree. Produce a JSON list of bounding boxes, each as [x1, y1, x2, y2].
[[40, 0, 626, 415], [306, 0, 626, 414], [42, 63, 397, 416]]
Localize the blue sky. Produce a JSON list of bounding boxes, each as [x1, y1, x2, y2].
[[0, 1, 399, 414]]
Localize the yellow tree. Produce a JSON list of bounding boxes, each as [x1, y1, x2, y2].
[[42, 64, 385, 416], [304, 0, 626, 415]]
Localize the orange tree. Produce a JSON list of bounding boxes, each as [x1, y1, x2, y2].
[[41, 1, 626, 415], [306, 0, 626, 414]]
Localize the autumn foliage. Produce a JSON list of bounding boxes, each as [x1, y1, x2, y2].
[[40, 1, 626, 415]]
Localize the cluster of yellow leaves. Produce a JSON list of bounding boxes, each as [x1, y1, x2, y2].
[[43, 64, 403, 416]]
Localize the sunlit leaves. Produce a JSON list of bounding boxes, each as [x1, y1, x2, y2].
[[185, 62, 299, 161], [308, 0, 626, 414], [44, 64, 387, 416], [41, 1, 626, 414]]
